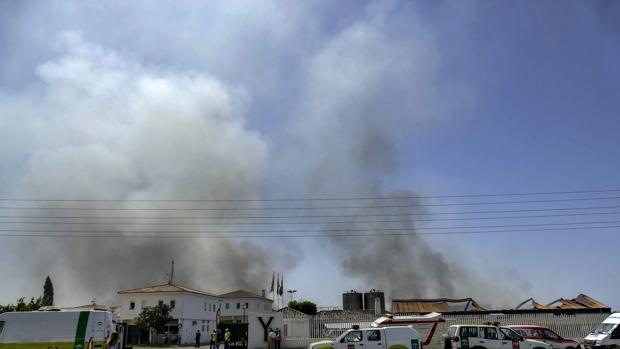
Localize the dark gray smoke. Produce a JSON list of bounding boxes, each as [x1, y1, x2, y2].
[[279, 9, 526, 306]]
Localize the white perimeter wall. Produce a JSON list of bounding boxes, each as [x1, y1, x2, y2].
[[247, 311, 283, 349]]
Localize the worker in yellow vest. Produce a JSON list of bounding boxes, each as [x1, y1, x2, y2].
[[210, 329, 217, 349], [224, 328, 231, 349]]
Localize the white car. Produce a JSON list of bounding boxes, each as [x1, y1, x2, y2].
[[309, 326, 423, 349], [443, 325, 553, 349]]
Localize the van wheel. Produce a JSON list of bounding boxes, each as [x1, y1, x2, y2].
[[566, 346, 575, 349]]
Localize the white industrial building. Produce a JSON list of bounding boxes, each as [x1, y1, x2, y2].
[[219, 290, 274, 323], [118, 283, 219, 345], [118, 283, 278, 347]]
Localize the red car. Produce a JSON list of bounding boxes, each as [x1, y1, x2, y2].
[[505, 326, 579, 349]]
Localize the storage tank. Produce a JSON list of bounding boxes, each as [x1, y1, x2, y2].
[[342, 290, 364, 311], [363, 289, 385, 314]]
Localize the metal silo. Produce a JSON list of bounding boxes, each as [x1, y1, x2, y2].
[[342, 290, 364, 311], [363, 289, 385, 314]]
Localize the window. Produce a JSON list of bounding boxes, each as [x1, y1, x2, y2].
[[499, 328, 521, 341], [245, 302, 249, 309], [158, 300, 164, 306], [237, 302, 240, 309], [543, 329, 561, 340], [129, 301, 135, 310], [367, 330, 381, 341], [480, 327, 498, 340], [170, 300, 176, 309], [226, 303, 230, 309], [459, 327, 478, 338], [343, 331, 363, 343], [141, 300, 147, 309], [447, 327, 457, 338], [193, 321, 198, 326], [0, 321, 4, 335], [205, 302, 207, 311]]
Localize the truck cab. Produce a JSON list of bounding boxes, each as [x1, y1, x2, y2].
[[584, 313, 620, 349], [309, 326, 423, 349]]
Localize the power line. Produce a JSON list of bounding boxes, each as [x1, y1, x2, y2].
[[0, 224, 618, 239], [1, 188, 620, 202], [1, 211, 620, 226], [2, 219, 620, 234], [1, 196, 620, 211], [1, 205, 620, 219]]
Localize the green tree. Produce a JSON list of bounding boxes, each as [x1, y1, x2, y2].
[[288, 300, 317, 315], [135, 304, 173, 334], [43, 276, 54, 306]]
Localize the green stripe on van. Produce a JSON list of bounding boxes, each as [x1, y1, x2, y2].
[[73, 311, 90, 349]]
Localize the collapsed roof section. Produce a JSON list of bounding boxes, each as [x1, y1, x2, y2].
[[391, 297, 486, 313], [515, 294, 609, 310]]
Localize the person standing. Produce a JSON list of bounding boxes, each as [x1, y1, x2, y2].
[[268, 328, 276, 349], [107, 332, 120, 349], [210, 329, 217, 349], [275, 328, 282, 349], [224, 328, 231, 349], [195, 330, 201, 348], [216, 328, 223, 349]]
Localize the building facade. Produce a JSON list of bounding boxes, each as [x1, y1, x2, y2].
[[118, 283, 219, 345], [219, 290, 274, 323]]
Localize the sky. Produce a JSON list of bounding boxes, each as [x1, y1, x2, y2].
[[0, 1, 619, 311]]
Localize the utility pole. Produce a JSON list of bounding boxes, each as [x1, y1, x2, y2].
[[168, 259, 175, 285], [287, 290, 297, 303]]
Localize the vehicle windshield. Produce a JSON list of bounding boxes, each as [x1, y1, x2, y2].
[[595, 323, 617, 334]]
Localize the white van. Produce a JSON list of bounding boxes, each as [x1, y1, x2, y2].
[[0, 310, 115, 349], [584, 313, 620, 349], [308, 326, 423, 349]]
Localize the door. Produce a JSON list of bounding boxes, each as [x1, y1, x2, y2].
[[478, 327, 501, 349], [499, 327, 521, 349], [458, 326, 480, 349], [341, 330, 364, 349], [365, 330, 384, 349]]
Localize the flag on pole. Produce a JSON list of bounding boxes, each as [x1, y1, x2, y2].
[[279, 275, 284, 296], [270, 271, 274, 294]]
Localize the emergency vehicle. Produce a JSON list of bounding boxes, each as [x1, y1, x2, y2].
[[443, 324, 552, 349], [372, 312, 446, 349], [308, 326, 423, 349], [0, 310, 115, 349], [584, 312, 620, 349]]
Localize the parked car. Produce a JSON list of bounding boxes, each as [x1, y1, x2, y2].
[[309, 325, 423, 349], [443, 324, 553, 349], [584, 312, 620, 349], [506, 326, 578, 349]]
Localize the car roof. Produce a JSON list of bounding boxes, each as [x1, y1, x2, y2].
[[450, 324, 498, 328], [506, 326, 548, 330]]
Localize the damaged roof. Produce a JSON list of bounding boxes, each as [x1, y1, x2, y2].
[[392, 298, 486, 313], [515, 294, 609, 310]]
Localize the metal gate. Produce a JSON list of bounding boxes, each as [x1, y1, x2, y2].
[[218, 323, 249, 349]]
